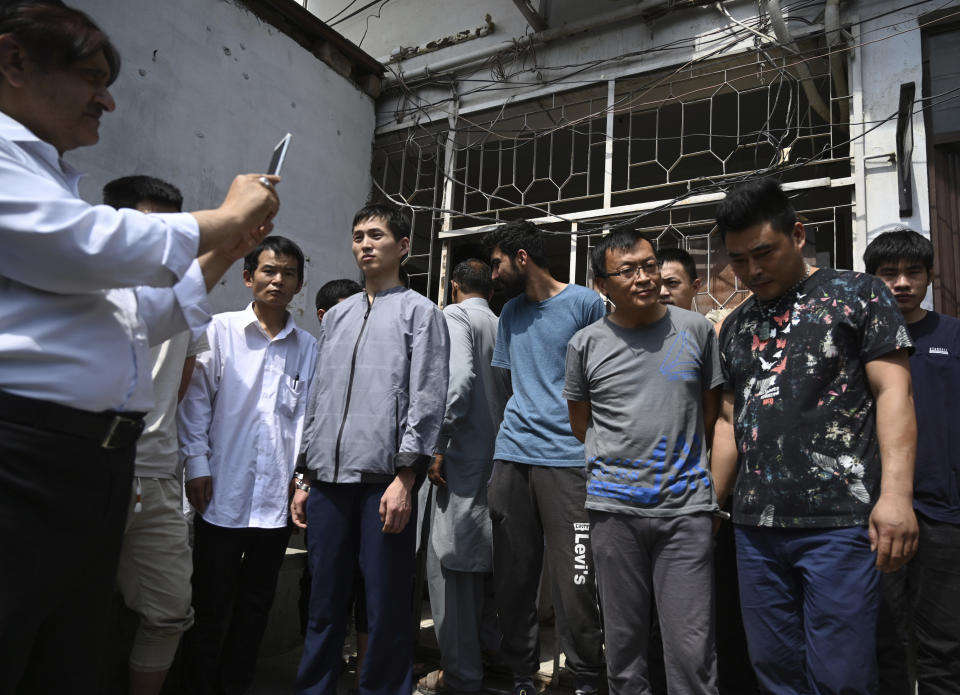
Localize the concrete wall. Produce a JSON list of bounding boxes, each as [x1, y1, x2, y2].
[[70, 0, 376, 332], [857, 5, 930, 243]]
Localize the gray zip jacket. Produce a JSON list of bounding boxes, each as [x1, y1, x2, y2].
[[299, 285, 449, 483]]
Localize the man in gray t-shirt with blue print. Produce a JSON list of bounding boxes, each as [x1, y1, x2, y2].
[[564, 230, 723, 695]]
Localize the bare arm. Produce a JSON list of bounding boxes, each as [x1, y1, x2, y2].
[[567, 399, 591, 443], [865, 351, 919, 572], [702, 387, 721, 448], [711, 390, 738, 507]]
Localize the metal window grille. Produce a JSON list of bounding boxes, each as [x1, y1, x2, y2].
[[372, 38, 854, 309]]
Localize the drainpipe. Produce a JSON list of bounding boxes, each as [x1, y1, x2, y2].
[[765, 0, 832, 123], [824, 0, 850, 124], [384, 0, 672, 86]]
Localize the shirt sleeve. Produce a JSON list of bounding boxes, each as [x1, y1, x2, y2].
[[0, 141, 199, 293], [701, 321, 725, 391], [562, 336, 589, 402], [395, 305, 451, 474], [491, 304, 511, 369], [584, 291, 607, 325], [860, 276, 915, 362], [136, 259, 211, 347], [178, 321, 220, 481], [435, 305, 476, 454], [187, 331, 210, 358], [297, 323, 325, 465]]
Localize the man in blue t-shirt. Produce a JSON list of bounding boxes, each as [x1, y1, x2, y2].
[[483, 220, 606, 695], [865, 228, 960, 695]]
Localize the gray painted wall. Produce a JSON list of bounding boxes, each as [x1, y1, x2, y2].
[[69, 0, 376, 332]]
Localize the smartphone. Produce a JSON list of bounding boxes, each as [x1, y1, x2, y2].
[[267, 133, 292, 177]]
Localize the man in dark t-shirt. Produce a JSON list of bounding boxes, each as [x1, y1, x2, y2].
[[865, 228, 960, 695], [711, 179, 918, 695]]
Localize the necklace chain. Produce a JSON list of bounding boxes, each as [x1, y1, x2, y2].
[[757, 264, 811, 340]]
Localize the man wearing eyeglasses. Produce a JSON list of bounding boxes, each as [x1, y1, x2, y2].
[[564, 229, 723, 695]]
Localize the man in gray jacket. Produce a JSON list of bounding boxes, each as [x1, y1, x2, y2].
[[419, 259, 510, 695], [291, 203, 450, 695]]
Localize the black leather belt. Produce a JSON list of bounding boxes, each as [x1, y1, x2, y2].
[[0, 390, 146, 449]]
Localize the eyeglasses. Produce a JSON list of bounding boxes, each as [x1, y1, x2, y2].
[[601, 260, 659, 279]]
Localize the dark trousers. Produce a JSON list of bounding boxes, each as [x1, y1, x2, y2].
[[735, 525, 880, 695], [714, 512, 758, 695], [591, 511, 717, 695], [181, 516, 292, 695], [0, 418, 135, 694], [487, 461, 603, 686], [296, 482, 417, 695], [878, 513, 960, 695]]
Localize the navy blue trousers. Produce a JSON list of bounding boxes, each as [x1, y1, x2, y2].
[[735, 525, 880, 695], [296, 482, 416, 695]]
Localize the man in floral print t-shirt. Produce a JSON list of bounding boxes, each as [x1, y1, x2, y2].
[[718, 266, 913, 527], [711, 178, 918, 695]]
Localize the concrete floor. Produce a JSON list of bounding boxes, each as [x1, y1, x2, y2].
[[249, 602, 568, 694]]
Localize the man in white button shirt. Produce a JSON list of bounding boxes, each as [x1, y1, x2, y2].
[[178, 236, 318, 694], [0, 5, 280, 693]]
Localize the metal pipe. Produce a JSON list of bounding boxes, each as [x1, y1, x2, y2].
[[384, 0, 670, 86], [511, 0, 548, 32], [824, 0, 850, 124], [764, 0, 832, 123]]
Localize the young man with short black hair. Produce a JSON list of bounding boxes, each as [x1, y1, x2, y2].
[[658, 246, 702, 310], [565, 229, 722, 695], [292, 203, 449, 695], [865, 228, 960, 695], [483, 219, 605, 695], [178, 235, 317, 694], [711, 178, 917, 694], [104, 175, 210, 695], [315, 278, 363, 322]]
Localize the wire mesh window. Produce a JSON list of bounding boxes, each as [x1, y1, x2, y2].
[[371, 39, 853, 308], [577, 188, 855, 312], [371, 123, 447, 297]]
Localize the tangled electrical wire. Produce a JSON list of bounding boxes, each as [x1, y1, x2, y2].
[[369, 0, 960, 239]]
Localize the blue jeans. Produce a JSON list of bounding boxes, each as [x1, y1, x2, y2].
[[735, 525, 880, 695], [296, 482, 416, 695]]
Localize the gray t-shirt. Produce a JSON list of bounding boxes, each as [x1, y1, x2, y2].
[[563, 306, 724, 516]]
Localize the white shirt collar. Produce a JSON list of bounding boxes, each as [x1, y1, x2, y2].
[[242, 301, 297, 341], [0, 110, 82, 180], [459, 297, 490, 309]]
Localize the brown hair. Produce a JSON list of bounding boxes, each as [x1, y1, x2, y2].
[[0, 2, 121, 84]]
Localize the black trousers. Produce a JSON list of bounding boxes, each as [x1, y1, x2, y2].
[[878, 512, 960, 695], [0, 418, 135, 694], [181, 516, 292, 695]]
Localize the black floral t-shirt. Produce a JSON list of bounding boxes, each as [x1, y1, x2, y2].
[[719, 268, 913, 528]]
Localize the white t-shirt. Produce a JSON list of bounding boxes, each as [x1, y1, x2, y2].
[[134, 331, 209, 479]]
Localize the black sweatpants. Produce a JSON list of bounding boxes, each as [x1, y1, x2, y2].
[[487, 460, 603, 686]]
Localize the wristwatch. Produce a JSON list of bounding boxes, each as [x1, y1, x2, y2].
[[293, 471, 310, 492]]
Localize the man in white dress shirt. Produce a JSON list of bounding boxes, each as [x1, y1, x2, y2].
[[0, 4, 280, 693], [178, 235, 317, 694]]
